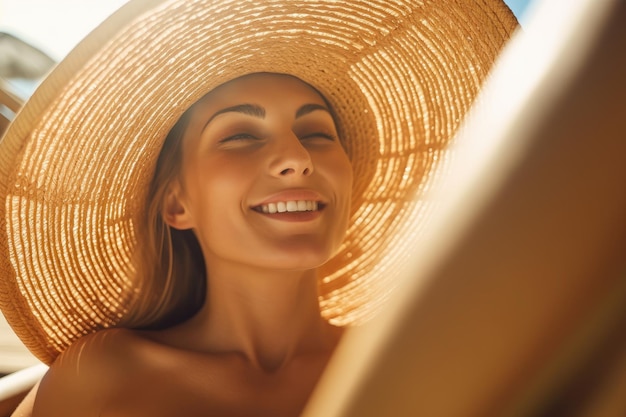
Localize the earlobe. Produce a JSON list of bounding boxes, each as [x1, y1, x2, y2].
[[162, 184, 194, 230]]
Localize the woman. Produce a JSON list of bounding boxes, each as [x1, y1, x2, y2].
[[34, 72, 352, 416], [0, 0, 517, 416]]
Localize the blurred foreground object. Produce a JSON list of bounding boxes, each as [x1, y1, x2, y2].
[[304, 0, 626, 416]]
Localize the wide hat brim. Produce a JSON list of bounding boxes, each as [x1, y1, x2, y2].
[[0, 0, 517, 364]]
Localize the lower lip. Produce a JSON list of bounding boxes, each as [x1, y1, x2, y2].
[[254, 210, 323, 222]]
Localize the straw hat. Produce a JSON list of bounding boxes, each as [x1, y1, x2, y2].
[[0, 0, 517, 364]]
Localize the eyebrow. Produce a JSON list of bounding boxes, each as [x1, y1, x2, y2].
[[201, 102, 332, 132], [295, 103, 332, 118], [203, 104, 265, 130]]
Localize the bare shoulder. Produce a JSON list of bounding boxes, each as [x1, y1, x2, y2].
[[32, 328, 155, 417], [31, 328, 228, 417], [30, 325, 338, 416]]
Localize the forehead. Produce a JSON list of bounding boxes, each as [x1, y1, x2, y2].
[[194, 73, 328, 110]]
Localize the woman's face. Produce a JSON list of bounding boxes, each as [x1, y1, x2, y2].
[[165, 73, 353, 273]]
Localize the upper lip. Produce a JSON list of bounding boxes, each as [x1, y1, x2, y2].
[[251, 189, 326, 208]]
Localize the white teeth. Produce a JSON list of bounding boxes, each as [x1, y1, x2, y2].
[[258, 200, 318, 213]]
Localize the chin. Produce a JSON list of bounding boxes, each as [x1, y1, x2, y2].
[[257, 245, 338, 272]]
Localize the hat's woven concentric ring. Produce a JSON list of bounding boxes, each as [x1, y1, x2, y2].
[[0, 0, 517, 364]]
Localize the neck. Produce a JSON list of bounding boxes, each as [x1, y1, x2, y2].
[[191, 261, 338, 372]]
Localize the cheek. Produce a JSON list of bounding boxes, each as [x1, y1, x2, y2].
[[327, 151, 353, 199], [185, 172, 250, 257], [336, 153, 354, 227], [327, 155, 353, 255], [182, 158, 253, 222], [317, 150, 353, 226]]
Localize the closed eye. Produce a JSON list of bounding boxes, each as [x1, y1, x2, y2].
[[300, 132, 338, 141], [219, 133, 261, 143]]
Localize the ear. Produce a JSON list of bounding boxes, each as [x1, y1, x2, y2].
[[162, 183, 194, 230]]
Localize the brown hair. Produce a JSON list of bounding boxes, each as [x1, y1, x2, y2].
[[124, 106, 206, 329]]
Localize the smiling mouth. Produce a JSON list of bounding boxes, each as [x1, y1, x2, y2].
[[252, 200, 324, 214]]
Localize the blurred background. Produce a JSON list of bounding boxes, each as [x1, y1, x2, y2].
[[0, 0, 538, 374]]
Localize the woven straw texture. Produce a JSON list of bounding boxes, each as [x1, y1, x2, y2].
[[0, 0, 517, 364]]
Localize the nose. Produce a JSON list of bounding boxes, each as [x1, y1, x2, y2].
[[269, 133, 314, 177]]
